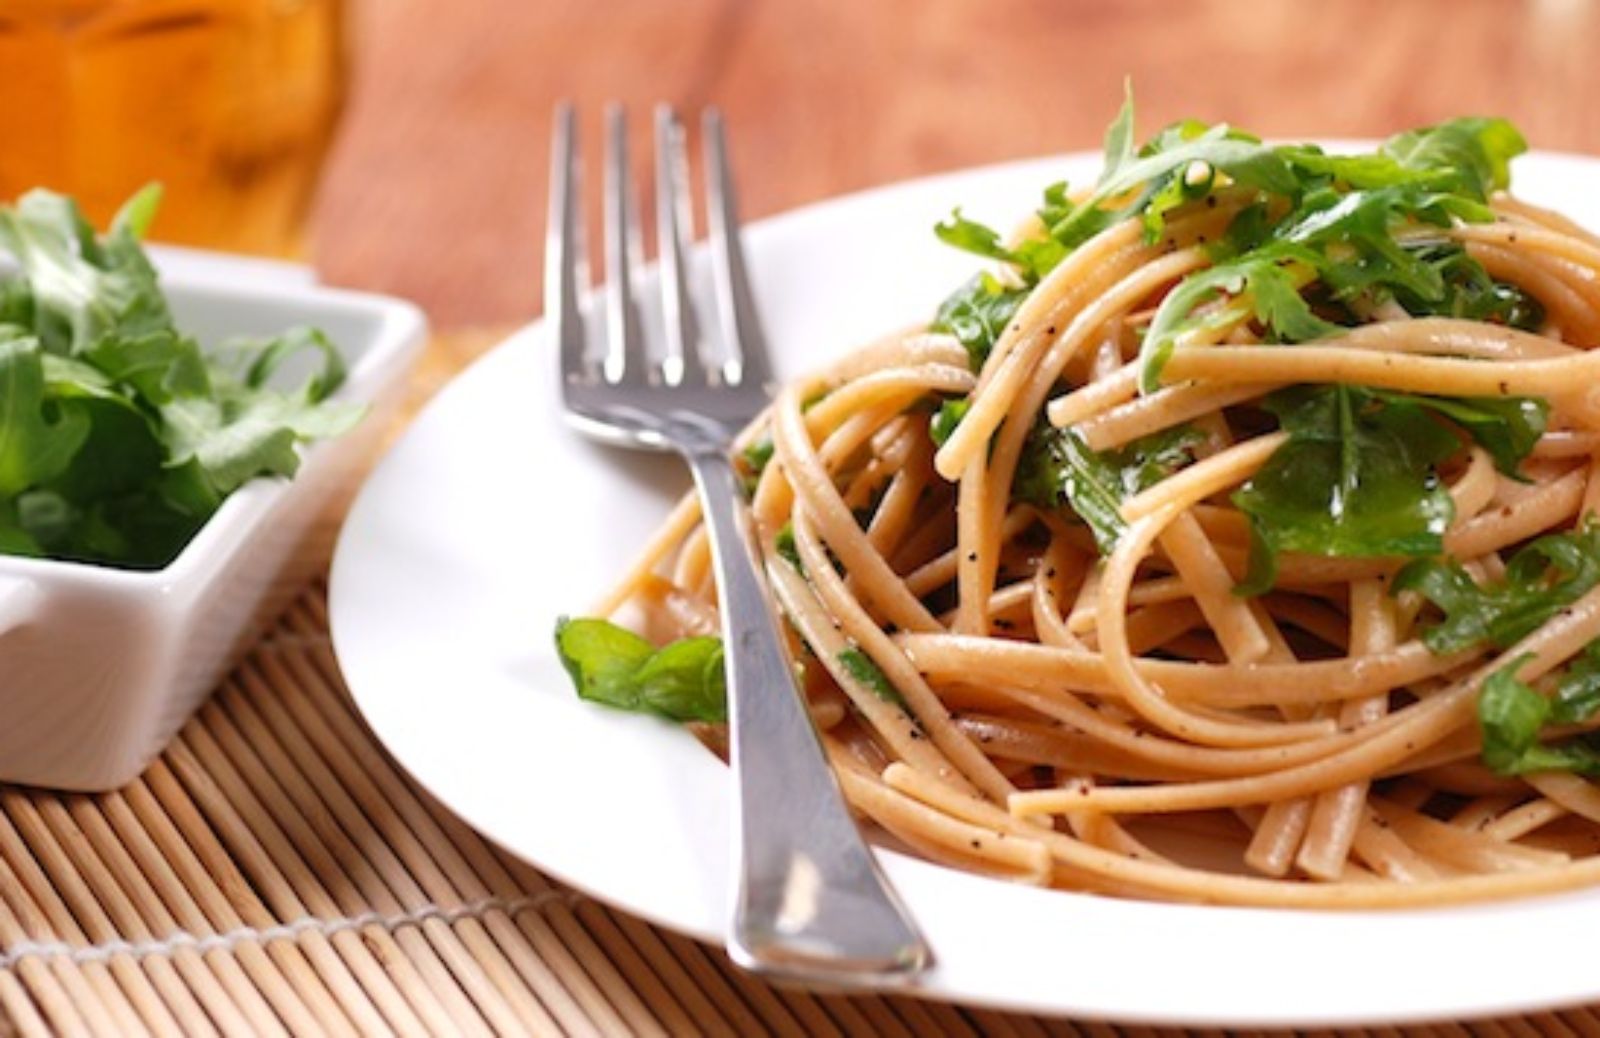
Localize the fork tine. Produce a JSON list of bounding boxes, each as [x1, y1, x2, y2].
[[546, 102, 588, 380], [654, 104, 707, 387], [603, 104, 647, 385], [703, 108, 772, 391]]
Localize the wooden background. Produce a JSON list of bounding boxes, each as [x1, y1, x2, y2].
[[310, 0, 1600, 337]]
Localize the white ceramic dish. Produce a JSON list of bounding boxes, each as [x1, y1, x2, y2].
[[0, 259, 425, 791], [328, 149, 1600, 1026]]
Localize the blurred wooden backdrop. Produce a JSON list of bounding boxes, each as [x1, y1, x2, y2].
[[310, 0, 1600, 334]]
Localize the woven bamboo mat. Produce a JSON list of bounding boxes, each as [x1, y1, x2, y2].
[[0, 589, 1597, 1038]]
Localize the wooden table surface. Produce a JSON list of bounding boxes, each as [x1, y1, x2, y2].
[[310, 0, 1600, 339]]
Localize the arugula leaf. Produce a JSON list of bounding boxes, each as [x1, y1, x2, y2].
[[933, 95, 1529, 384], [1038, 180, 1119, 252], [83, 329, 211, 404], [0, 188, 361, 568], [1478, 651, 1600, 777], [1140, 157, 1216, 242], [554, 617, 728, 724], [0, 494, 40, 555], [1233, 385, 1459, 594], [934, 208, 1066, 283], [1394, 523, 1600, 654], [157, 329, 362, 498], [1014, 423, 1200, 554], [1007, 102, 1530, 393], [1551, 641, 1600, 724], [1139, 250, 1335, 391], [1271, 118, 1524, 203], [1291, 186, 1490, 291], [929, 398, 969, 448], [1381, 118, 1526, 201], [775, 521, 802, 572], [1276, 146, 1440, 193], [1370, 390, 1546, 477], [0, 336, 91, 495], [0, 279, 32, 329], [1390, 243, 1544, 331], [933, 209, 1013, 264], [737, 436, 774, 497], [1048, 91, 1298, 248], [1236, 382, 1541, 592], [740, 437, 774, 475], [1140, 185, 1495, 391], [0, 187, 172, 355], [1097, 82, 1138, 188], [1059, 130, 1295, 247], [929, 273, 1028, 371], [838, 647, 907, 709], [14, 488, 76, 550]]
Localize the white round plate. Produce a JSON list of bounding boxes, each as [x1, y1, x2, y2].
[[329, 149, 1600, 1027]]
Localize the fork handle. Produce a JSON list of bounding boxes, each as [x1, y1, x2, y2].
[[682, 447, 931, 986]]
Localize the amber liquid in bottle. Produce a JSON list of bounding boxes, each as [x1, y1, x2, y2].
[[0, 0, 344, 256]]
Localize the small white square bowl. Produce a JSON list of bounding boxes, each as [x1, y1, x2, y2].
[[0, 263, 426, 791]]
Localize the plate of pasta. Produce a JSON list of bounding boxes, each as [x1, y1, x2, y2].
[[329, 101, 1600, 1025]]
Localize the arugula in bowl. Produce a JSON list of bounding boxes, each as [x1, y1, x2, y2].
[[0, 187, 360, 569]]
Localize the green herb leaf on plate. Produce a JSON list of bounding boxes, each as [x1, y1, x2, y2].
[[554, 617, 728, 724], [1370, 390, 1547, 477], [929, 273, 1028, 371], [1478, 650, 1600, 778], [1014, 423, 1201, 554], [929, 398, 970, 448], [1394, 522, 1600, 654], [838, 646, 907, 709], [1232, 385, 1459, 595]]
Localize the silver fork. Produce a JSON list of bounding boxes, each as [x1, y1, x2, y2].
[[546, 103, 930, 985]]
